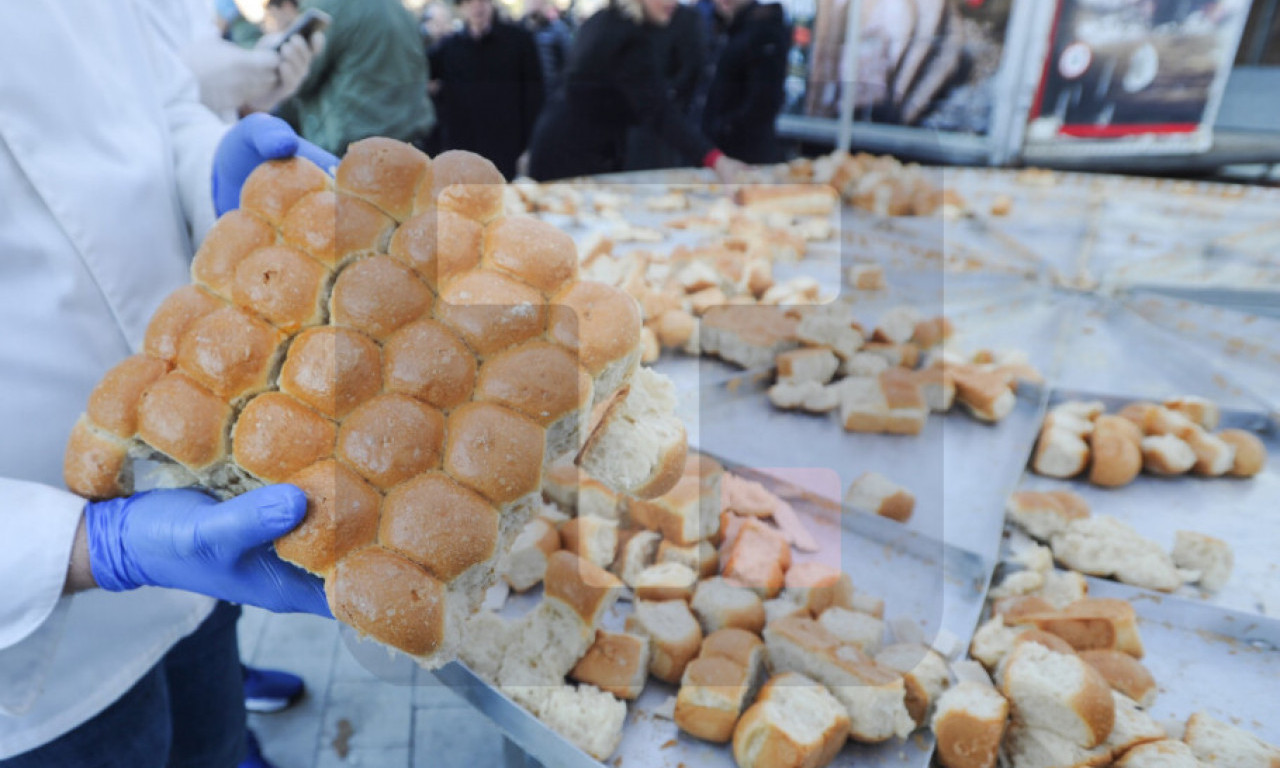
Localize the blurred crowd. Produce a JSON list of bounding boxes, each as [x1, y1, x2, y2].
[[213, 0, 794, 181]]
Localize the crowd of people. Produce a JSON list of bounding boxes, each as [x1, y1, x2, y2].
[[233, 0, 793, 180]]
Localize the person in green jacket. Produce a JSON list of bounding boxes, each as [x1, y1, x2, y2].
[[269, 0, 436, 157]]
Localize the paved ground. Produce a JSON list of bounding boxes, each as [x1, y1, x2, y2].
[[238, 608, 540, 768]]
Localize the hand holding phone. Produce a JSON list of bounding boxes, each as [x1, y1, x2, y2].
[[274, 8, 331, 53]]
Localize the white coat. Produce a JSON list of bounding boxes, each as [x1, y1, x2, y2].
[[0, 1, 229, 757]]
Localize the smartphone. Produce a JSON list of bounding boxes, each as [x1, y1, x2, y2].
[[274, 8, 331, 52]]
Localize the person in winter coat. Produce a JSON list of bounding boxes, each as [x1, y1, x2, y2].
[[527, 0, 744, 181], [701, 0, 790, 164], [523, 0, 574, 100]]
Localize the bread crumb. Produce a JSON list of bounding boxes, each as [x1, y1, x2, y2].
[[661, 739, 678, 749], [331, 718, 354, 759]]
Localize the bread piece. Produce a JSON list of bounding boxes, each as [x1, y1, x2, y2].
[[732, 672, 851, 768], [768, 379, 825, 411], [569, 630, 651, 700], [549, 280, 642, 405], [995, 595, 1057, 623], [458, 610, 513, 681], [818, 608, 884, 654], [1006, 491, 1091, 541], [837, 376, 889, 433], [1089, 416, 1143, 488], [999, 642, 1115, 748], [1183, 711, 1280, 767], [783, 562, 855, 617], [908, 365, 956, 412], [420, 150, 505, 223], [999, 720, 1111, 768], [502, 517, 561, 592], [630, 475, 720, 546], [1141, 435, 1197, 475], [879, 368, 928, 435], [847, 263, 886, 290], [875, 642, 950, 725], [844, 471, 915, 523], [138, 373, 233, 473], [675, 656, 754, 743], [735, 184, 839, 216], [872, 306, 922, 345], [578, 367, 686, 500], [1028, 598, 1144, 658], [634, 562, 698, 602], [176, 304, 288, 401], [657, 539, 719, 579], [1078, 650, 1156, 709], [692, 577, 767, 635], [1039, 569, 1089, 610], [969, 616, 1019, 671], [1216, 428, 1266, 477], [63, 417, 133, 500], [764, 594, 810, 625], [558, 516, 618, 569], [240, 156, 330, 226], [701, 305, 800, 370], [861, 341, 919, 369], [796, 308, 863, 360], [1034, 428, 1091, 479], [1046, 412, 1096, 439], [721, 519, 791, 599], [931, 681, 1008, 768], [701, 627, 766, 666], [1114, 739, 1202, 768], [1051, 516, 1181, 593], [776, 348, 839, 385], [1010, 629, 1076, 656], [539, 684, 627, 761], [497, 596, 596, 693], [841, 351, 890, 378], [329, 547, 447, 658], [475, 341, 593, 461], [332, 255, 434, 343], [951, 365, 1016, 423], [763, 616, 915, 742], [1170, 531, 1233, 592], [626, 598, 704, 683], [1175, 426, 1237, 477], [543, 550, 624, 629], [1142, 406, 1197, 437], [911, 317, 954, 349], [278, 459, 382, 575], [1163, 396, 1220, 430], [1101, 692, 1165, 757], [611, 529, 662, 586]]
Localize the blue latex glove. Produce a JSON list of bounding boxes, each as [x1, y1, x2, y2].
[[212, 113, 339, 217], [85, 485, 331, 617]]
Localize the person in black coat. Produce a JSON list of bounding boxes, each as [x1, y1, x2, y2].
[[623, 3, 707, 170], [526, 0, 744, 182], [702, 0, 790, 164], [431, 0, 544, 179]]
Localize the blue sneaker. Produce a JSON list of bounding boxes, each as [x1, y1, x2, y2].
[[242, 665, 305, 713], [239, 730, 275, 768]]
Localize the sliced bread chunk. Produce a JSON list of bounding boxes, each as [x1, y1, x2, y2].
[[558, 515, 618, 570], [675, 656, 754, 743], [999, 642, 1116, 748], [880, 368, 929, 435], [611, 529, 662, 587], [1078, 650, 1157, 709], [1175, 426, 1236, 477], [626, 598, 704, 684], [633, 561, 698, 602], [578, 367, 687, 499], [875, 642, 951, 725], [951, 365, 1016, 423], [1170, 531, 1233, 592], [569, 629, 651, 700], [1028, 598, 1144, 658], [776, 347, 839, 385], [721, 519, 791, 599], [931, 681, 1008, 768], [1034, 428, 1091, 479], [502, 517, 561, 592], [1216, 428, 1267, 477], [732, 672, 851, 768], [1141, 435, 1197, 475], [630, 471, 721, 546], [819, 607, 885, 655], [539, 684, 628, 761], [783, 562, 855, 617], [873, 305, 923, 344], [692, 577, 767, 635], [1163, 396, 1220, 430], [999, 720, 1111, 768], [796, 307, 864, 360], [1183, 711, 1280, 768], [838, 376, 889, 433], [1051, 516, 1182, 593], [1114, 739, 1202, 768], [1006, 491, 1091, 541], [1089, 416, 1142, 488], [657, 538, 719, 578], [844, 471, 915, 523]]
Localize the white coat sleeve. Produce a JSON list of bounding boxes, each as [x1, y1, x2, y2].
[[0, 480, 84, 651]]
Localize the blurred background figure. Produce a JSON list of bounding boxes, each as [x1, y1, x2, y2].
[[216, 0, 264, 47], [431, 0, 544, 179], [523, 0, 574, 100], [623, 1, 707, 170], [527, 0, 745, 181], [701, 0, 790, 163], [422, 0, 458, 46], [269, 0, 436, 156]]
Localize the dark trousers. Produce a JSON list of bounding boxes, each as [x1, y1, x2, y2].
[[1, 602, 246, 768]]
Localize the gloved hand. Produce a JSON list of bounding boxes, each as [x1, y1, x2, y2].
[[180, 38, 281, 117], [245, 32, 326, 114], [85, 485, 331, 617], [212, 112, 339, 216]]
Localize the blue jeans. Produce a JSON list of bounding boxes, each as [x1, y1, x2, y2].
[[1, 601, 246, 768]]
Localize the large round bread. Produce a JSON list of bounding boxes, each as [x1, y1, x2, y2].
[[61, 141, 686, 666]]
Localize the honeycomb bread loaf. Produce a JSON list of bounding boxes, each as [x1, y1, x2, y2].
[[63, 139, 686, 665]]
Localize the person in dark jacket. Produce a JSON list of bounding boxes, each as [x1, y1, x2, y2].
[[523, 0, 574, 100], [527, 0, 745, 181], [623, 3, 707, 170], [432, 0, 545, 179], [701, 0, 790, 164]]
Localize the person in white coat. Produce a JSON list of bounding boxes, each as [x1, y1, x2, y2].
[[0, 3, 337, 767]]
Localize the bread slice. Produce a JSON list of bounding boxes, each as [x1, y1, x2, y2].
[[558, 515, 618, 570], [796, 307, 864, 360], [763, 594, 810, 626], [1046, 411, 1096, 439], [995, 595, 1057, 623], [543, 550, 624, 629], [862, 341, 920, 369], [841, 351, 890, 378], [692, 577, 767, 635], [630, 472, 721, 546], [1170, 531, 1233, 592], [611, 529, 662, 587], [1006, 491, 1091, 541], [675, 656, 753, 743], [879, 368, 928, 435], [626, 598, 704, 684], [999, 721, 1111, 768], [1039, 569, 1089, 610], [875, 642, 951, 725], [457, 610, 514, 681], [1216, 428, 1267, 477], [847, 262, 886, 291], [845, 471, 915, 522], [768, 379, 823, 411], [1183, 711, 1280, 767], [732, 673, 851, 768], [969, 615, 1019, 671], [502, 517, 561, 592], [1142, 406, 1197, 437], [1163, 396, 1220, 430], [569, 630, 651, 700], [819, 608, 885, 655], [701, 305, 800, 370], [1089, 416, 1142, 488], [838, 376, 890, 433], [951, 365, 1016, 423], [1141, 435, 1197, 475], [634, 562, 698, 602], [931, 681, 1008, 768], [1051, 516, 1181, 593], [1052, 400, 1106, 423], [657, 538, 718, 579], [701, 627, 767, 668], [783, 562, 856, 617], [578, 367, 687, 499], [721, 519, 791, 599], [496, 597, 596, 692], [873, 306, 923, 345], [1175, 426, 1237, 477], [776, 348, 839, 385], [909, 365, 956, 412], [1114, 739, 1202, 768], [1078, 650, 1156, 709], [1034, 428, 1091, 479], [1027, 598, 1144, 658], [999, 642, 1115, 748], [1010, 629, 1077, 656], [539, 684, 627, 761]]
